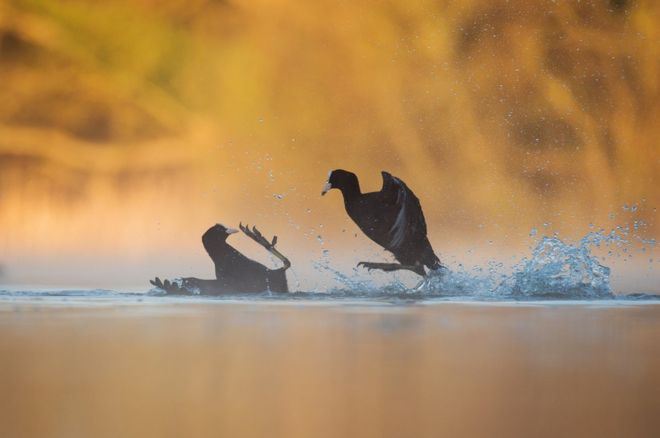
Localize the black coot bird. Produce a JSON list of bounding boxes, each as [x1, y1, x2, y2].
[[322, 169, 442, 277], [150, 223, 290, 294]]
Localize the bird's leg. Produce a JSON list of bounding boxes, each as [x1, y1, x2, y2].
[[413, 276, 431, 291], [357, 262, 421, 275], [239, 223, 291, 269]]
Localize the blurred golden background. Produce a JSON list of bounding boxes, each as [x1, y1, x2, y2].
[[0, 0, 657, 288]]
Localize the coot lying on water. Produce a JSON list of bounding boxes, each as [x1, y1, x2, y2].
[[150, 223, 290, 294], [322, 169, 442, 277]]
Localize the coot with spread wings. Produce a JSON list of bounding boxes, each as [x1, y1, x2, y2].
[[322, 169, 442, 277]]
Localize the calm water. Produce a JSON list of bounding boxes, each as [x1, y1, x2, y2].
[[0, 290, 659, 438]]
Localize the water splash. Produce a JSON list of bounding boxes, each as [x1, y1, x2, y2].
[[312, 259, 408, 296], [416, 266, 499, 298], [385, 231, 620, 299], [493, 234, 612, 298]]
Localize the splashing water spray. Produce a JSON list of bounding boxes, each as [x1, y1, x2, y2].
[[312, 220, 655, 299]]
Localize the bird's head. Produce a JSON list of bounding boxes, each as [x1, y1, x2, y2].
[[202, 223, 238, 252], [321, 169, 358, 196]]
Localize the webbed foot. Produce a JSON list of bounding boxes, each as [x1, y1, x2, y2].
[[240, 223, 291, 269], [149, 277, 187, 294]]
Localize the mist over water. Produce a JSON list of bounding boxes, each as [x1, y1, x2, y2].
[[0, 0, 658, 291]]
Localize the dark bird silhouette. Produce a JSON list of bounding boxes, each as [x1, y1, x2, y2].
[[322, 169, 442, 277], [150, 223, 290, 294]]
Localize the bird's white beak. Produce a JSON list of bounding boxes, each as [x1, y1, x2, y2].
[[225, 227, 239, 234], [321, 181, 332, 196]]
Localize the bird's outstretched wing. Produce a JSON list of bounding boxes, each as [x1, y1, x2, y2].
[[380, 172, 428, 250]]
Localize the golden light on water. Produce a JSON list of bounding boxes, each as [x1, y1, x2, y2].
[[1, 303, 659, 438], [0, 0, 658, 287]]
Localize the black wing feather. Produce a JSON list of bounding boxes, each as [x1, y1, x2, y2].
[[380, 172, 427, 250]]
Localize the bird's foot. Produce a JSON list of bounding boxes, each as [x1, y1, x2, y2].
[[239, 223, 275, 249], [357, 262, 419, 273], [150, 277, 187, 295], [240, 223, 291, 269]]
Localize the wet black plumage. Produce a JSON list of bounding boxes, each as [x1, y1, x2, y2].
[[150, 223, 289, 294], [322, 169, 441, 276]]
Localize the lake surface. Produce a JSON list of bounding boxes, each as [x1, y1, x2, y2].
[[0, 291, 659, 438]]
